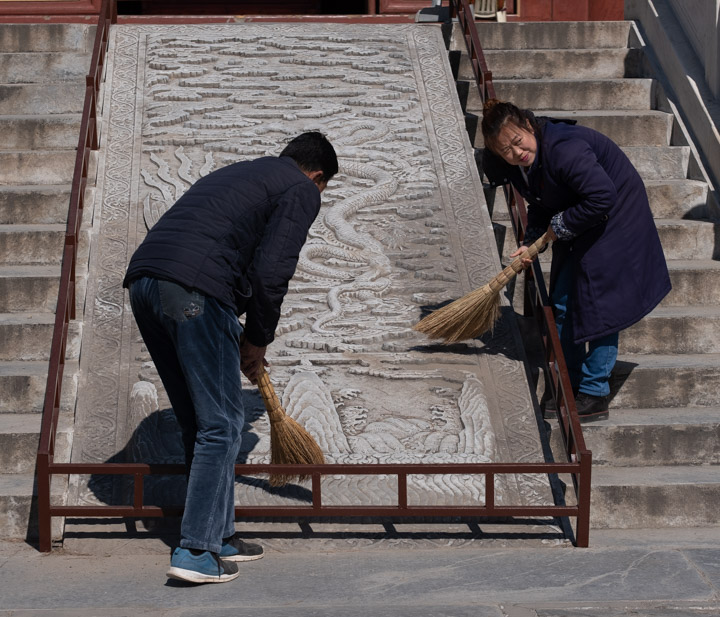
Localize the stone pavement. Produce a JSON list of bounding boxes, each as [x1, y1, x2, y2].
[[2, 526, 720, 616]]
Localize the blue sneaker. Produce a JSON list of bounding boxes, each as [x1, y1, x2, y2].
[[167, 547, 239, 584], [219, 533, 264, 562]]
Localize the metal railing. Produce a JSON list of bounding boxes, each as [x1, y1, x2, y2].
[[450, 0, 592, 531], [36, 0, 117, 552], [36, 0, 591, 552]]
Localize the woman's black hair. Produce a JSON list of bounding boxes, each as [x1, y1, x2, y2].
[[481, 99, 540, 154], [279, 131, 338, 182]]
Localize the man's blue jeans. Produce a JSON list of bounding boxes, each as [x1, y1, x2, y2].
[[552, 262, 618, 397], [128, 276, 244, 554]]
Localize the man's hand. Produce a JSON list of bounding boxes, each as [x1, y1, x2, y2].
[[240, 339, 268, 385]]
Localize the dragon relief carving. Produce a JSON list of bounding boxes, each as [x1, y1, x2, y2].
[[70, 24, 551, 516]]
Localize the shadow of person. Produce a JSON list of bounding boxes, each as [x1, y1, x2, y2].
[[86, 383, 311, 547], [609, 358, 639, 405]]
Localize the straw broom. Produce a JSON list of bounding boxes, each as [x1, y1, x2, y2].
[[414, 231, 551, 342], [256, 366, 325, 487]]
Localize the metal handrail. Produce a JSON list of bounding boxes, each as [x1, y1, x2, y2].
[[36, 0, 591, 552], [449, 0, 592, 545], [36, 0, 117, 553]]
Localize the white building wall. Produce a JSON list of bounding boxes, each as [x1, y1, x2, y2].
[[671, 0, 720, 98]]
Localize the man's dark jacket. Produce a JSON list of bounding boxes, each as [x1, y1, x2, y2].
[[123, 155, 321, 347]]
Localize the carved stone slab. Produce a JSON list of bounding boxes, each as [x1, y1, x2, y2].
[[72, 24, 552, 526]]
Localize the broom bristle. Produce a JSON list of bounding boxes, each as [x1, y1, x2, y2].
[[269, 413, 325, 487], [413, 284, 501, 342]]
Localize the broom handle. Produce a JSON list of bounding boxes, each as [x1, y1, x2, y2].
[[488, 231, 552, 293], [256, 367, 283, 419]]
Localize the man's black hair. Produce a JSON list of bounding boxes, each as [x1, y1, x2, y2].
[[279, 131, 338, 182]]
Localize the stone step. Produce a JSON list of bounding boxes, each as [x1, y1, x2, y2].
[[656, 218, 719, 260], [0, 412, 73, 474], [470, 78, 654, 112], [0, 265, 60, 313], [0, 224, 66, 265], [473, 110, 673, 149], [0, 360, 78, 414], [530, 258, 720, 308], [530, 110, 671, 148], [621, 306, 720, 355], [454, 21, 633, 51], [623, 146, 690, 181], [0, 151, 76, 185], [460, 48, 644, 81], [481, 145, 689, 183], [590, 465, 720, 528], [485, 177, 707, 225], [0, 472, 66, 540], [663, 260, 720, 306], [611, 353, 720, 409], [0, 115, 81, 151], [0, 23, 94, 53], [0, 83, 85, 115], [0, 185, 72, 225], [645, 179, 710, 219], [581, 407, 720, 467], [0, 313, 82, 362], [0, 52, 90, 84]]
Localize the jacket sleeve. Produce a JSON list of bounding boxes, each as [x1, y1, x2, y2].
[[243, 181, 321, 347], [547, 136, 617, 237]]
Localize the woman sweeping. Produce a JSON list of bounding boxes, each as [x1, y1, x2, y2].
[[481, 98, 671, 422]]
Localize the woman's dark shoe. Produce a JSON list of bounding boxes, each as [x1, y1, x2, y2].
[[575, 392, 609, 422]]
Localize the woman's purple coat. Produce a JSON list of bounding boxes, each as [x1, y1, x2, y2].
[[484, 118, 671, 343]]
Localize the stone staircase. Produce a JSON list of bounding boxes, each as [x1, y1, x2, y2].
[[453, 20, 720, 530], [2, 16, 718, 543], [0, 23, 94, 539]]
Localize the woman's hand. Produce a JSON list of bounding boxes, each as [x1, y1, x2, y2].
[[510, 245, 534, 270], [240, 339, 268, 385], [511, 225, 556, 269]]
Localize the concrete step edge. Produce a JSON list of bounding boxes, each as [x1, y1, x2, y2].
[[0, 472, 67, 496], [490, 77, 654, 85], [0, 312, 56, 325], [0, 359, 50, 376], [0, 148, 78, 155], [584, 407, 720, 427], [592, 465, 720, 486], [0, 224, 67, 232], [655, 217, 718, 227], [539, 109, 671, 119], [0, 113, 81, 121], [0, 265, 60, 276], [0, 184, 72, 192], [481, 46, 634, 53], [0, 411, 73, 435], [616, 353, 720, 368], [539, 258, 720, 274], [643, 305, 720, 318]]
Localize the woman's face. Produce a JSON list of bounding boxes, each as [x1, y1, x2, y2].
[[493, 121, 537, 168]]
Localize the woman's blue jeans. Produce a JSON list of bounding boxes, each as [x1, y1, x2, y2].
[[552, 262, 618, 397], [128, 276, 244, 554]]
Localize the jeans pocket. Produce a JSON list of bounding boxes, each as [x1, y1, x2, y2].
[[158, 280, 205, 322]]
